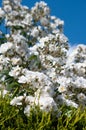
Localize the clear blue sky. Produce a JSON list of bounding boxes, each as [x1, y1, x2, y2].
[[0, 0, 86, 45]]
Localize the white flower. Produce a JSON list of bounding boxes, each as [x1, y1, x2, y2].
[[65, 99, 78, 108], [72, 77, 86, 89], [9, 66, 21, 78], [0, 8, 5, 18], [35, 96, 57, 112], [0, 90, 8, 97], [36, 1, 47, 7], [6, 21, 13, 26], [39, 36, 49, 44], [24, 105, 31, 116], [1, 57, 10, 65], [22, 14, 32, 25], [59, 34, 68, 43], [75, 63, 86, 76], [18, 69, 52, 88], [0, 42, 13, 53], [4, 5, 12, 13], [50, 23, 57, 29], [0, 55, 10, 64], [25, 96, 35, 104], [57, 77, 70, 87], [3, 0, 10, 5], [40, 17, 49, 26], [77, 93, 86, 102], [11, 57, 22, 65], [35, 86, 55, 98], [10, 96, 24, 106], [44, 7, 50, 15], [58, 86, 67, 93], [14, 0, 21, 5], [51, 16, 56, 20], [18, 75, 28, 84], [29, 45, 39, 55], [31, 27, 39, 37], [12, 34, 27, 44], [54, 18, 64, 26]]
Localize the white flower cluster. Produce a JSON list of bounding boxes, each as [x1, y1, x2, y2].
[[0, 0, 86, 116], [57, 45, 86, 107]]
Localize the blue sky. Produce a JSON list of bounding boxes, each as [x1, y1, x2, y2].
[[0, 0, 86, 45]]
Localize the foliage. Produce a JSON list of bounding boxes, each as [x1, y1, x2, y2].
[[0, 96, 86, 130]]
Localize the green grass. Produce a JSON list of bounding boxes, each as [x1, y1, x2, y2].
[[0, 95, 86, 130]]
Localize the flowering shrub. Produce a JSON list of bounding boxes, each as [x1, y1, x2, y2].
[[0, 96, 86, 129], [0, 0, 86, 119]]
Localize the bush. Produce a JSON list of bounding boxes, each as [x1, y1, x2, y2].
[[0, 96, 86, 130]]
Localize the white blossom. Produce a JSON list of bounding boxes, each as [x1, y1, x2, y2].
[[35, 96, 57, 112], [31, 27, 39, 37], [0, 8, 5, 18], [10, 96, 24, 106], [13, 0, 21, 5], [18, 75, 28, 84], [58, 86, 67, 93], [11, 57, 22, 65], [24, 105, 31, 116], [9, 66, 22, 78], [65, 99, 78, 108], [0, 42, 13, 53], [77, 93, 86, 103], [40, 17, 49, 26], [3, 5, 12, 13]]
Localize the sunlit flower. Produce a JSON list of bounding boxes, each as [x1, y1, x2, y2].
[[77, 93, 86, 102], [40, 17, 49, 26], [35, 96, 57, 112], [10, 96, 24, 106], [0, 8, 5, 18], [24, 105, 31, 116], [11, 57, 22, 65], [4, 5, 12, 13], [9, 66, 21, 78], [0, 42, 13, 54], [31, 27, 39, 37], [58, 86, 67, 93], [65, 99, 78, 108], [18, 75, 28, 84]]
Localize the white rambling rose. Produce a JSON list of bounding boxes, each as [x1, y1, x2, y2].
[[4, 5, 12, 13], [0, 42, 13, 53], [0, 8, 5, 18], [11, 57, 22, 65], [35, 96, 57, 112], [14, 0, 21, 5], [59, 34, 68, 43], [77, 93, 86, 102], [24, 105, 31, 116], [25, 96, 35, 104], [65, 99, 78, 108], [10, 96, 24, 106], [0, 90, 8, 97], [58, 86, 67, 93], [40, 17, 49, 26], [22, 13, 32, 25], [18, 75, 28, 84], [44, 7, 50, 15], [3, 0, 10, 5], [9, 66, 21, 78], [31, 27, 39, 37]]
